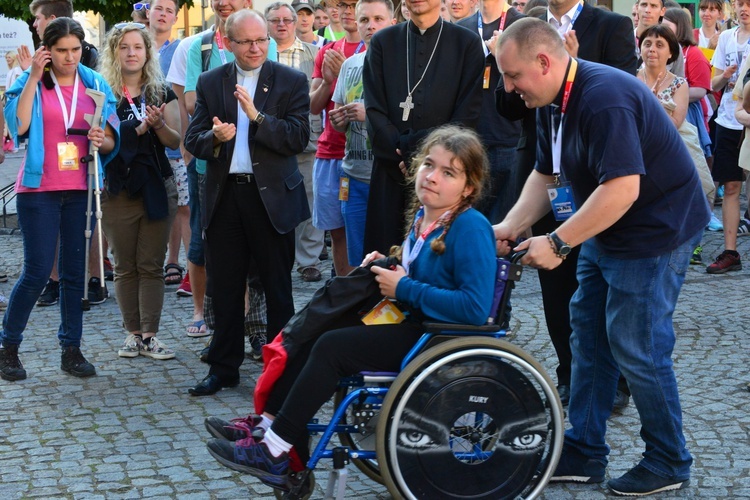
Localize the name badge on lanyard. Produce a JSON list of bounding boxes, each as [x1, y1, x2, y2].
[[546, 58, 578, 221], [401, 208, 450, 274], [50, 70, 81, 171]]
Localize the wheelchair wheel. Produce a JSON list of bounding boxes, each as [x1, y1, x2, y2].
[[375, 337, 564, 500], [333, 384, 385, 483]]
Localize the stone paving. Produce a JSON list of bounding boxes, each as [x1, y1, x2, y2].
[[1, 149, 750, 498]]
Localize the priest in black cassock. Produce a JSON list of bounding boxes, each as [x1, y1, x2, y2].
[[362, 0, 484, 256]]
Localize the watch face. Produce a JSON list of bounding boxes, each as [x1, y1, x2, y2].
[[559, 245, 572, 256]]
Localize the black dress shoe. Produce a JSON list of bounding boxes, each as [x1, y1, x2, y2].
[[189, 375, 240, 396], [557, 384, 570, 406]]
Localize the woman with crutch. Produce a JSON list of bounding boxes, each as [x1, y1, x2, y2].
[[0, 18, 119, 382], [98, 22, 180, 361]]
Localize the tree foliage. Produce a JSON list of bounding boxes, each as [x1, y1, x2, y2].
[[0, 0, 194, 26]]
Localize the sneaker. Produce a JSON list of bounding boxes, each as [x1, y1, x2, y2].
[[738, 218, 750, 237], [206, 437, 289, 486], [140, 337, 175, 360], [706, 214, 723, 231], [612, 389, 630, 412], [608, 464, 689, 496], [0, 273, 8, 282], [103, 257, 114, 281], [205, 414, 264, 441], [550, 448, 606, 484], [37, 279, 59, 306], [690, 245, 703, 265], [706, 250, 742, 274], [0, 343, 27, 381], [60, 346, 96, 377], [118, 334, 143, 358], [715, 185, 724, 206], [176, 272, 192, 297], [88, 277, 109, 305], [0, 292, 7, 311], [261, 469, 316, 499]]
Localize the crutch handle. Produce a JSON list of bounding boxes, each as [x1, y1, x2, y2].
[[67, 127, 89, 136]]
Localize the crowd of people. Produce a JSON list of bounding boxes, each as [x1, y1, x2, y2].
[[0, 0, 748, 497]]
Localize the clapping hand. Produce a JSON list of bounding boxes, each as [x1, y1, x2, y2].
[[212, 116, 236, 143]]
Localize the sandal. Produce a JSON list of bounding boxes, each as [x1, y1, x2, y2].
[[164, 263, 184, 285], [187, 319, 210, 338]]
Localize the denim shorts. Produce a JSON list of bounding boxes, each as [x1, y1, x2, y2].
[[186, 159, 205, 266], [312, 157, 345, 230]]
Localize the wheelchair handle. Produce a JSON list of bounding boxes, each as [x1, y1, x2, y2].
[[507, 249, 527, 265]]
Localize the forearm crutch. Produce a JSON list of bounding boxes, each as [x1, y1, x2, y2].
[[68, 88, 106, 311]]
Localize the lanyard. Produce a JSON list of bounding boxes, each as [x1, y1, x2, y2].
[[478, 11, 507, 57], [551, 58, 578, 177], [401, 208, 450, 274], [50, 70, 80, 137], [553, 1, 584, 37], [215, 29, 228, 65], [354, 40, 365, 54], [122, 85, 145, 121]]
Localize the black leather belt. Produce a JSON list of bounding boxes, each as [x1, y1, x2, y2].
[[228, 173, 254, 184]]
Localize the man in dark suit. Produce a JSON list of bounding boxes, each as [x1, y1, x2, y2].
[[496, 0, 637, 408], [185, 9, 311, 396]]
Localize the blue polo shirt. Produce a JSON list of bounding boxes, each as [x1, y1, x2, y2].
[[535, 60, 710, 258]]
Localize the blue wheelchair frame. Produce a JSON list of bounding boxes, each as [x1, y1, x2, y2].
[[296, 256, 530, 499]]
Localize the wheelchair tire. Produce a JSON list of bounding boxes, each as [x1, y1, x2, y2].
[[375, 337, 564, 500], [333, 385, 384, 484]]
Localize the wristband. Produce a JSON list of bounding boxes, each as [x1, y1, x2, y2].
[[152, 120, 166, 131]]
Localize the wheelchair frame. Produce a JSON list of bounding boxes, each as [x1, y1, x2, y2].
[[283, 254, 564, 500]]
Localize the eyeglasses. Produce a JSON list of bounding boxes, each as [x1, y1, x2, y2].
[[336, 2, 357, 10], [114, 22, 147, 30], [511, 1, 526, 6], [133, 2, 150, 10], [230, 37, 271, 47], [267, 18, 296, 25]]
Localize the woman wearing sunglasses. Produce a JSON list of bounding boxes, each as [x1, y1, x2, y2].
[[99, 22, 181, 360], [1, 18, 119, 381]]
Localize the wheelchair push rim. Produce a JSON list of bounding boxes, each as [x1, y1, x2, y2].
[[375, 337, 564, 500]]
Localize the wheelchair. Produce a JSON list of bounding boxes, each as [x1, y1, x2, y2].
[[284, 253, 564, 500]]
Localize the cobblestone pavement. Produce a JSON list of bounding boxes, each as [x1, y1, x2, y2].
[[1, 150, 750, 498]]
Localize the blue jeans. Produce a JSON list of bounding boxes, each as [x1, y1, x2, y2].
[[566, 232, 700, 480], [341, 175, 370, 266], [186, 158, 205, 266], [1, 191, 88, 347], [476, 145, 518, 225]]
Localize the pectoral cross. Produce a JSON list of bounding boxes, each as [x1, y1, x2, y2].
[[399, 95, 414, 121]]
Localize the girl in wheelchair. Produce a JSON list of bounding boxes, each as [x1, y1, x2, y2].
[[204, 125, 498, 492]]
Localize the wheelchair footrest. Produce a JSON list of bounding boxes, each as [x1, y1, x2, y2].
[[324, 447, 350, 500]]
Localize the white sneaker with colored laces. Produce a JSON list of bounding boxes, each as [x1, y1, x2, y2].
[[140, 337, 175, 360]]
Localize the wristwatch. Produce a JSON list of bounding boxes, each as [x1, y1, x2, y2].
[[253, 112, 265, 125], [547, 231, 572, 260]]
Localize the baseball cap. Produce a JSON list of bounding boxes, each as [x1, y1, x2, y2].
[[292, 0, 315, 13]]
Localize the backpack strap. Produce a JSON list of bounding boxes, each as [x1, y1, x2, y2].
[[200, 27, 216, 72]]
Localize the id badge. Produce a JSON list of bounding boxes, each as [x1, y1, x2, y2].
[[483, 65, 491, 90], [57, 142, 80, 171], [546, 181, 577, 221], [339, 176, 350, 201]]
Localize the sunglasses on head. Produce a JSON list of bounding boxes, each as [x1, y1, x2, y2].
[[114, 22, 147, 30], [133, 2, 150, 10]]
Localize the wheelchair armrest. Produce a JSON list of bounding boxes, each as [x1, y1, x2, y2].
[[422, 322, 502, 335]]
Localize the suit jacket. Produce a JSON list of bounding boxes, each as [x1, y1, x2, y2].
[[185, 60, 311, 234]]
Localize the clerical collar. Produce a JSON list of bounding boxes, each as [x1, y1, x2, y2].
[[236, 64, 256, 78], [551, 57, 574, 107], [408, 17, 443, 36]]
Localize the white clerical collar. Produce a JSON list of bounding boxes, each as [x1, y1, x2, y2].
[[235, 64, 255, 78], [547, 2, 580, 30]]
